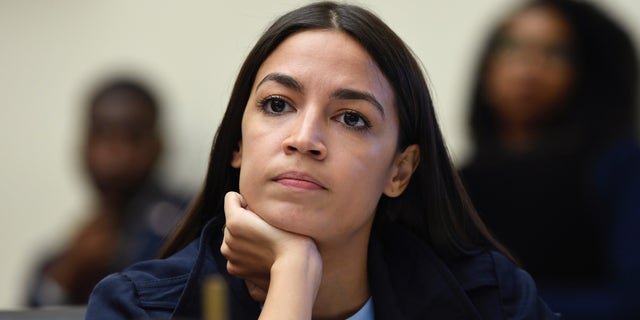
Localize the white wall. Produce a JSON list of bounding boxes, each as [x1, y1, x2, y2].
[[1, 0, 638, 309]]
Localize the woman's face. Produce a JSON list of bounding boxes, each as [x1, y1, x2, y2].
[[484, 6, 575, 128], [231, 30, 411, 246]]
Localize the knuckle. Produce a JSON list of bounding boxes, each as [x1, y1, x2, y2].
[[220, 243, 230, 257], [226, 262, 241, 276]]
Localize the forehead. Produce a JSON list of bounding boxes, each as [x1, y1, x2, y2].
[[254, 29, 395, 107], [260, 29, 375, 73], [504, 6, 573, 43], [91, 91, 154, 129]]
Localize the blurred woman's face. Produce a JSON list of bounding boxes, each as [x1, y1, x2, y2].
[[231, 30, 408, 246], [484, 6, 575, 129]]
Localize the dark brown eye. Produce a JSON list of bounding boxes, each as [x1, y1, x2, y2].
[[343, 112, 361, 126], [269, 98, 286, 113], [260, 96, 292, 114], [337, 111, 370, 131]]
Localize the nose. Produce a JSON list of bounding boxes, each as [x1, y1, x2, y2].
[[282, 110, 327, 160], [509, 51, 546, 83]]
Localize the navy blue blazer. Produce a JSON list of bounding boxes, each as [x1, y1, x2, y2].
[[86, 217, 559, 319]]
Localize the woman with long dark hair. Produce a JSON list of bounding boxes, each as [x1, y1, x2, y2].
[[86, 2, 557, 319], [460, 0, 640, 318]]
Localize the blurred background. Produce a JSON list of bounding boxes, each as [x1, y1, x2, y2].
[[1, 0, 638, 311]]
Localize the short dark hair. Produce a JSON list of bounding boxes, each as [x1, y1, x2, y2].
[[87, 77, 160, 128], [162, 1, 509, 260]]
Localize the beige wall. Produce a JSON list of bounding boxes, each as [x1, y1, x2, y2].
[[1, 0, 638, 309]]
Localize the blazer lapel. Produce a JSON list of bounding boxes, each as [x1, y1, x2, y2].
[[368, 224, 482, 319]]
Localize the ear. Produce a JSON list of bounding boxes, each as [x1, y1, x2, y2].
[[383, 144, 420, 198], [231, 141, 242, 168]]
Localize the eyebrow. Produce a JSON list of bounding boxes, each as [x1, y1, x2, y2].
[[333, 88, 385, 119], [256, 72, 385, 118], [256, 73, 304, 93]]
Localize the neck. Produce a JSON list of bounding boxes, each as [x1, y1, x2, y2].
[[311, 226, 372, 320], [97, 182, 146, 214], [500, 122, 540, 153]]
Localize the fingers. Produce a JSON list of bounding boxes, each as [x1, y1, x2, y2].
[[222, 192, 275, 291], [223, 192, 257, 243], [221, 196, 271, 280], [222, 222, 273, 270], [224, 191, 260, 235], [223, 222, 271, 291], [224, 191, 247, 219]]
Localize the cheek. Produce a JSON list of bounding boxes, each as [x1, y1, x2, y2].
[[335, 145, 395, 204], [323, 155, 393, 238], [236, 144, 261, 195], [484, 62, 508, 98], [236, 125, 281, 195], [545, 69, 573, 99]]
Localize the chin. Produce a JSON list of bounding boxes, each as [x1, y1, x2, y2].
[[249, 199, 321, 236]]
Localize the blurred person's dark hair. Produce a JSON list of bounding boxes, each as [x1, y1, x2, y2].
[[469, 0, 638, 152], [87, 78, 160, 123]]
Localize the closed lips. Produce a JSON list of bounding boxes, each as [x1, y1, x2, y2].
[[274, 172, 326, 190]]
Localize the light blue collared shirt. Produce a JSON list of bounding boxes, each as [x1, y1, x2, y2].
[[346, 297, 374, 320]]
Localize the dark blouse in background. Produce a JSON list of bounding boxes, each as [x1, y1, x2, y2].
[[460, 138, 640, 319]]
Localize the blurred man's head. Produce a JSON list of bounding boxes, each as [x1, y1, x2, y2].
[[84, 79, 161, 202]]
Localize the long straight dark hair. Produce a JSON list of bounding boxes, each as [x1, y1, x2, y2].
[[161, 1, 511, 261]]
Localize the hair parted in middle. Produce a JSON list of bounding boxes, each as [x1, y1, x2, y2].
[[162, 1, 510, 261]]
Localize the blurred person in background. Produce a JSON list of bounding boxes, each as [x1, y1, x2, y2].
[[459, 0, 640, 318], [27, 78, 190, 306]]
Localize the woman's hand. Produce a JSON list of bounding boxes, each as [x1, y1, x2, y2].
[[221, 192, 275, 298], [221, 192, 323, 319]]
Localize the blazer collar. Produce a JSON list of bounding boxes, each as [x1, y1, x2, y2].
[[367, 223, 482, 319]]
